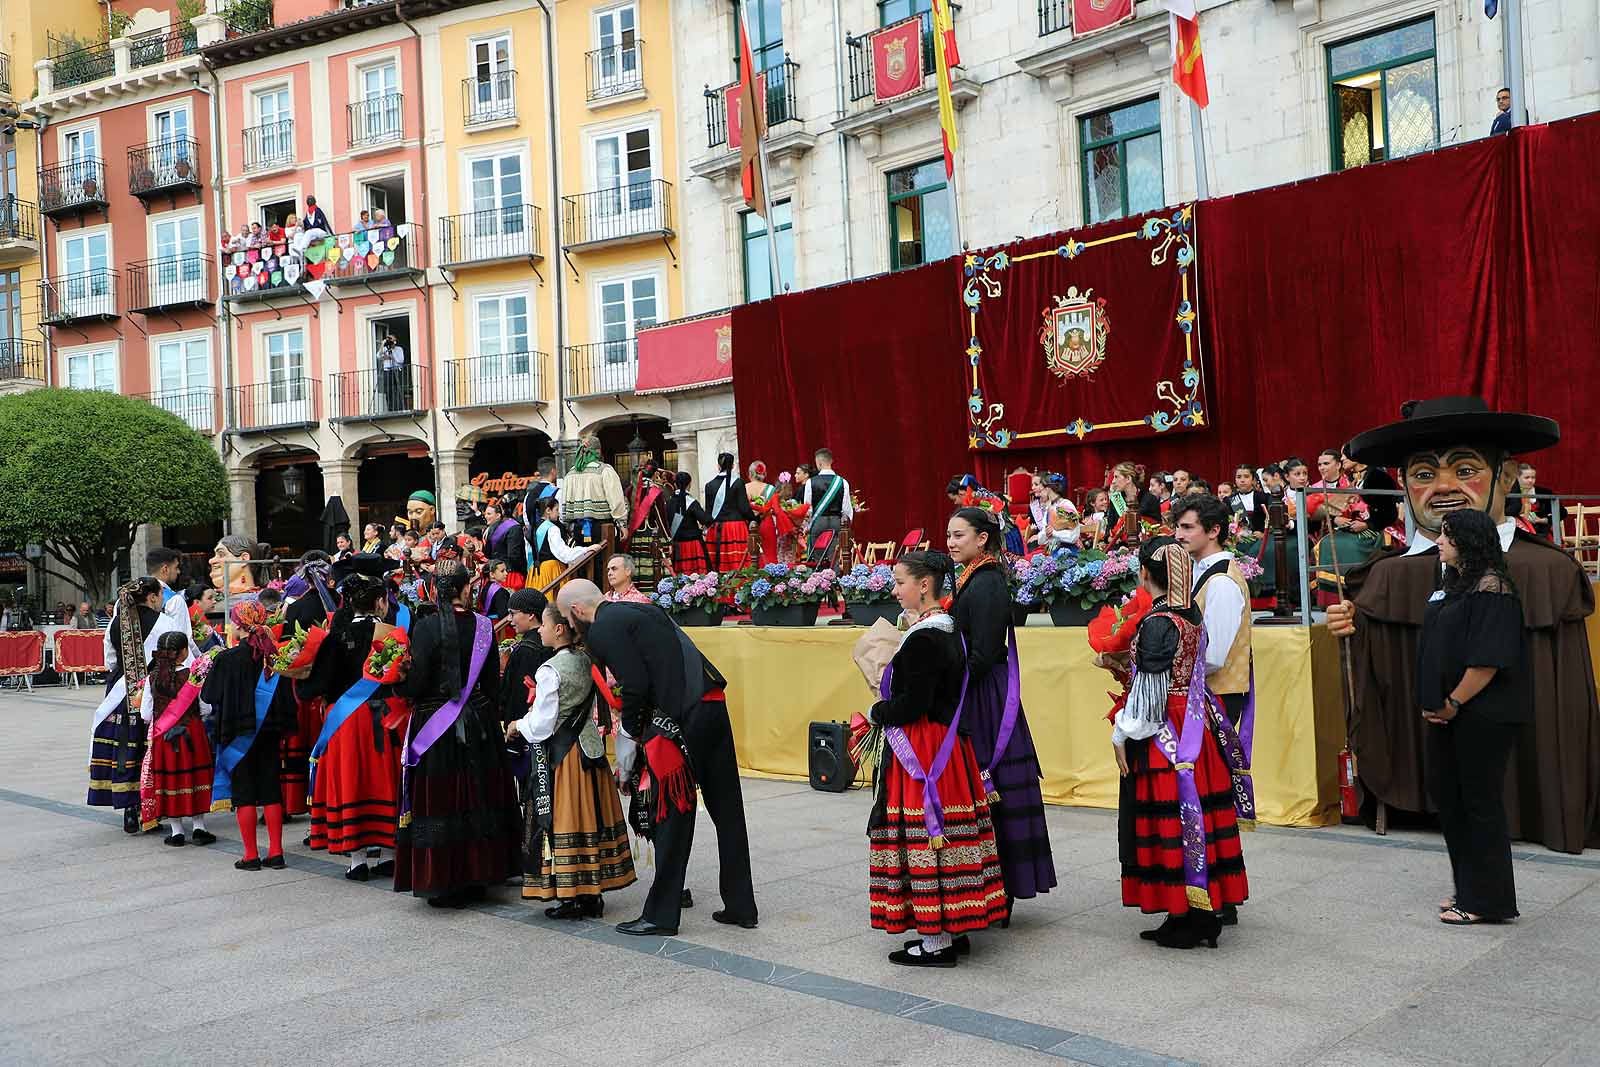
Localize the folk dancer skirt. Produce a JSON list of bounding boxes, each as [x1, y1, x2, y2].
[[143, 712, 214, 820], [279, 696, 325, 815], [88, 701, 145, 810], [521, 745, 637, 901], [215, 727, 284, 810], [671, 539, 708, 576], [962, 665, 1057, 899], [309, 699, 404, 855], [869, 720, 1009, 936], [707, 520, 750, 574], [530, 558, 567, 595]]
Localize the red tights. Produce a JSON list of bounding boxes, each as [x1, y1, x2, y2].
[[234, 804, 285, 860]]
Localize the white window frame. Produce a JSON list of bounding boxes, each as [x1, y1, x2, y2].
[[351, 49, 404, 149], [144, 207, 207, 307], [590, 266, 662, 348], [591, 2, 642, 97], [247, 80, 295, 169], [350, 160, 414, 231], [59, 340, 120, 393], [53, 224, 114, 320], [249, 316, 314, 425], [151, 328, 215, 431], [459, 142, 532, 260], [468, 284, 539, 405], [466, 32, 516, 126], [147, 101, 192, 146]]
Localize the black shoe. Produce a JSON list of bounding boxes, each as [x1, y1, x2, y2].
[[904, 934, 970, 956], [282, 813, 297, 824], [234, 857, 262, 871], [190, 828, 217, 846], [1218, 904, 1239, 927], [262, 853, 286, 870], [427, 892, 468, 909], [888, 945, 959, 968], [346, 864, 371, 882], [545, 900, 586, 920], [581, 895, 605, 918], [1139, 916, 1183, 942], [616, 917, 677, 937], [164, 833, 185, 847], [712, 910, 758, 929], [302, 834, 312, 848], [373, 860, 395, 878], [681, 889, 694, 909], [122, 809, 139, 835], [1154, 912, 1221, 950]]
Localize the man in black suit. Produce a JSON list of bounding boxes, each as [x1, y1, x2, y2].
[[558, 580, 757, 935], [1491, 87, 1513, 135]]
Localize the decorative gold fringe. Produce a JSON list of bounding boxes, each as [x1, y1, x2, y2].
[[542, 834, 555, 864], [398, 812, 412, 828], [1237, 818, 1257, 832], [1185, 885, 1214, 911], [141, 817, 161, 832], [210, 799, 234, 814], [928, 834, 947, 851]]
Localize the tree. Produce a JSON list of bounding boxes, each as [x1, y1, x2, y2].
[[0, 389, 229, 604]]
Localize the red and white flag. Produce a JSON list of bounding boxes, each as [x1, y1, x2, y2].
[[736, 19, 768, 213], [1159, 0, 1209, 108], [1072, 0, 1134, 38]]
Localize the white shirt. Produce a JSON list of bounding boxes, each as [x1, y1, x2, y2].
[[803, 469, 854, 521], [385, 344, 406, 368], [537, 522, 592, 566], [514, 659, 565, 744], [1191, 549, 1245, 674], [160, 582, 199, 659], [1404, 519, 1516, 558]]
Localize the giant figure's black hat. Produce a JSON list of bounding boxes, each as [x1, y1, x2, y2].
[[1346, 397, 1559, 468]]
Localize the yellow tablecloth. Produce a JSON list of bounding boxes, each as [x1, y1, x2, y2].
[[694, 622, 1348, 828]]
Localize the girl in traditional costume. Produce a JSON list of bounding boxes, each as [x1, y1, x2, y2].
[[867, 551, 1009, 967], [1112, 538, 1249, 949], [500, 588, 554, 726], [529, 495, 593, 594], [946, 507, 1057, 909], [137, 631, 216, 845], [279, 552, 339, 818], [477, 559, 513, 639], [506, 602, 636, 916], [394, 568, 521, 908], [666, 471, 711, 575], [704, 452, 755, 574]]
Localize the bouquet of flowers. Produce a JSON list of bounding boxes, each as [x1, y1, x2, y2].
[[1087, 588, 1156, 723], [839, 563, 895, 605], [848, 710, 883, 780], [396, 578, 426, 613], [190, 606, 217, 649], [1235, 553, 1264, 582], [1011, 549, 1071, 607], [270, 622, 325, 679], [1058, 547, 1141, 611], [736, 563, 838, 610], [187, 647, 221, 686], [653, 572, 721, 614], [363, 630, 411, 685]]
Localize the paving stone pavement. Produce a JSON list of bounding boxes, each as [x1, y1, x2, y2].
[[3, 685, 1599, 1067]]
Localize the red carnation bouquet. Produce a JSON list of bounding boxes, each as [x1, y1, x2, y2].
[[1087, 587, 1154, 723], [270, 622, 327, 679], [363, 630, 411, 685]]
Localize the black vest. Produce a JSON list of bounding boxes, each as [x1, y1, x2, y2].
[[810, 472, 844, 518]]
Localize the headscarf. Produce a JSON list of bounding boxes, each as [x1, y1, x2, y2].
[[230, 598, 278, 661], [573, 434, 602, 473], [1161, 543, 1195, 610], [295, 558, 338, 615]]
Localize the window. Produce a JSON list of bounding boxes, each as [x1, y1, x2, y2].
[[253, 87, 292, 165], [0, 270, 22, 339], [265, 329, 306, 402], [741, 200, 793, 302], [63, 126, 98, 164], [474, 293, 533, 402], [59, 231, 112, 316], [733, 0, 784, 72], [469, 35, 514, 123], [598, 275, 656, 362], [260, 198, 296, 228], [878, 0, 931, 72], [886, 159, 955, 271], [592, 128, 656, 233], [1328, 18, 1438, 171], [148, 214, 204, 306], [355, 61, 402, 145], [152, 105, 190, 147], [362, 175, 407, 225], [67, 349, 117, 392], [595, 4, 641, 94], [2, 131, 17, 200], [155, 335, 213, 430], [467, 152, 528, 256], [1079, 97, 1163, 225]]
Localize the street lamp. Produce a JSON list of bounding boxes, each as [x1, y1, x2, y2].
[[281, 464, 304, 502], [625, 417, 650, 483]]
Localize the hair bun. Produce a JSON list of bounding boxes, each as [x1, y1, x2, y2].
[[923, 549, 956, 575]]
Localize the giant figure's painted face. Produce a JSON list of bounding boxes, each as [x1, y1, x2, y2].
[[406, 498, 437, 531], [1401, 446, 1520, 533], [209, 542, 260, 595]]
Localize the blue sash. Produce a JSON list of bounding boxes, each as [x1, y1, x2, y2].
[[212, 667, 281, 810], [161, 585, 180, 605], [308, 604, 409, 793], [535, 520, 554, 556]]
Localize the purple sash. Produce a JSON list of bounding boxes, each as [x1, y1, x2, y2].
[[401, 613, 492, 820], [1208, 663, 1256, 828], [878, 634, 969, 848], [483, 581, 504, 616], [978, 625, 1022, 803], [1147, 628, 1217, 912]]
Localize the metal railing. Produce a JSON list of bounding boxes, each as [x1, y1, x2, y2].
[[129, 26, 199, 69], [1039, 0, 1070, 36], [586, 41, 643, 100], [439, 203, 540, 264], [0, 339, 44, 382], [0, 52, 11, 96], [706, 59, 801, 149], [462, 71, 517, 127], [846, 18, 935, 103], [224, 0, 274, 38], [0, 197, 38, 244], [230, 378, 319, 431], [242, 119, 294, 172], [565, 338, 638, 399], [38, 159, 107, 215], [136, 387, 219, 433], [561, 179, 673, 247], [220, 222, 419, 299], [348, 92, 404, 148], [40, 270, 119, 324], [329, 361, 429, 420], [127, 255, 214, 312], [50, 41, 115, 89], [443, 352, 548, 408], [323, 224, 420, 282], [128, 138, 202, 197]]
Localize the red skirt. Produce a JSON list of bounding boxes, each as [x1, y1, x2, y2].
[[757, 516, 780, 568], [707, 520, 750, 574], [1120, 697, 1249, 915], [869, 720, 1010, 936], [144, 713, 214, 819], [308, 698, 405, 854], [279, 696, 324, 815], [672, 539, 708, 575]]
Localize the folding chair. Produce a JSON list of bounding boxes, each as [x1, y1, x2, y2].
[[863, 542, 895, 565], [896, 528, 925, 558], [808, 528, 837, 567], [1566, 504, 1600, 579]]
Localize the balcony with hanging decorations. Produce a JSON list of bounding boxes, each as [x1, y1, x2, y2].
[[835, 8, 980, 158], [561, 179, 674, 253], [692, 58, 814, 191], [221, 223, 422, 304], [443, 351, 550, 409], [128, 138, 204, 206], [40, 269, 120, 326]]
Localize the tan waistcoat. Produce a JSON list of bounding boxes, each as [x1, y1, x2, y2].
[[1195, 560, 1252, 694]]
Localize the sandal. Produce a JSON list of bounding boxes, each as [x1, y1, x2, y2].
[[1439, 905, 1491, 926]]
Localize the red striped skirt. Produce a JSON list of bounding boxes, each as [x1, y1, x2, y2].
[[672, 539, 708, 575], [309, 698, 405, 854], [707, 521, 750, 574], [144, 714, 214, 820], [278, 696, 325, 815]]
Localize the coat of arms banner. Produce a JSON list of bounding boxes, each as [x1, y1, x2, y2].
[[871, 17, 924, 103], [963, 204, 1206, 450]]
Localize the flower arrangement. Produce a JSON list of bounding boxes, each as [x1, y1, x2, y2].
[[270, 622, 324, 678], [190, 608, 216, 648], [1011, 549, 1071, 607], [839, 562, 896, 605], [187, 647, 221, 685], [396, 578, 426, 613], [1032, 546, 1141, 610], [363, 630, 411, 685], [653, 572, 722, 614], [1235, 553, 1264, 582], [735, 563, 838, 610], [1087, 587, 1155, 655]]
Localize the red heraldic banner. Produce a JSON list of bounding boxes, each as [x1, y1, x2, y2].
[[636, 311, 735, 395], [725, 77, 765, 151], [1072, 0, 1134, 36], [871, 18, 924, 103], [963, 204, 1207, 450]]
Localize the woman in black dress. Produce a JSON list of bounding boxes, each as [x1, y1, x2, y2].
[[1417, 508, 1530, 925], [394, 568, 521, 908]]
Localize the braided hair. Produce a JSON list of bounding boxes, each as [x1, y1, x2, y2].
[[434, 567, 472, 700], [149, 630, 189, 700], [896, 549, 955, 602]]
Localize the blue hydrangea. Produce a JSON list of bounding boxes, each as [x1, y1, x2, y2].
[[763, 564, 789, 578], [751, 578, 773, 599], [654, 595, 673, 609], [674, 588, 693, 604], [657, 578, 676, 595]]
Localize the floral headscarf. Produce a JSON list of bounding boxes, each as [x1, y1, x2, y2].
[[230, 598, 278, 660]]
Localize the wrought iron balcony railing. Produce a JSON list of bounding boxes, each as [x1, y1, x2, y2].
[[329, 361, 429, 420], [348, 92, 404, 148], [586, 41, 643, 100], [0, 339, 44, 383], [1038, 0, 1069, 36], [463, 70, 517, 127], [242, 119, 294, 173], [51, 41, 115, 89], [566, 338, 638, 399], [0, 52, 11, 96], [561, 179, 673, 249], [224, 0, 274, 38], [0, 197, 39, 247], [129, 26, 199, 69], [127, 255, 214, 313], [443, 351, 549, 408], [40, 270, 119, 325], [221, 222, 420, 300], [846, 17, 936, 103], [230, 378, 319, 431], [439, 204, 541, 265], [128, 138, 202, 198], [136, 387, 219, 433], [39, 159, 108, 216], [706, 59, 800, 149]]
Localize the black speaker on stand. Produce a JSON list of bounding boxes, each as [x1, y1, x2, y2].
[[808, 721, 855, 793]]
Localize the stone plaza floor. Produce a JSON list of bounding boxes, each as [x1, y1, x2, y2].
[[3, 684, 1599, 1067]]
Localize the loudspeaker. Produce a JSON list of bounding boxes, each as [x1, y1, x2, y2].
[[808, 720, 855, 793]]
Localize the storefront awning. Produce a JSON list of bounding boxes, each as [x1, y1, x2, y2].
[[635, 310, 733, 395]]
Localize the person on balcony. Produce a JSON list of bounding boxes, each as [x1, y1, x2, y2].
[[303, 195, 331, 236]]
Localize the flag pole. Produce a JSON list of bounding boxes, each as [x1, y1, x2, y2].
[[737, 2, 786, 297], [1189, 95, 1210, 200], [1503, 0, 1526, 129]]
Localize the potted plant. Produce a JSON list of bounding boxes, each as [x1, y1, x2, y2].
[[1051, 546, 1141, 626], [737, 562, 837, 627], [652, 572, 724, 627], [839, 562, 901, 627], [81, 175, 99, 198]]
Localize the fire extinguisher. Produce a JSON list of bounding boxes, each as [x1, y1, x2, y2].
[[1338, 748, 1362, 823]]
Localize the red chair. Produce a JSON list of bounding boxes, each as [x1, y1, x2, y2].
[[896, 528, 924, 558], [808, 528, 836, 566]]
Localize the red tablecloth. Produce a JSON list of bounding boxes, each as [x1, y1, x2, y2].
[[0, 631, 46, 677], [54, 629, 106, 673]]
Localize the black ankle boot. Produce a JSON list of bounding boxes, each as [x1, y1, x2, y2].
[[1140, 915, 1183, 942]]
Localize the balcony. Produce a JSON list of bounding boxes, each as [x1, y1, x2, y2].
[[705, 59, 801, 149], [242, 119, 294, 174], [40, 270, 119, 325], [586, 42, 644, 102], [463, 71, 517, 128], [38, 159, 108, 220], [1, 52, 11, 97], [348, 92, 404, 150], [129, 26, 199, 69], [439, 204, 541, 266], [222, 223, 421, 303], [136, 387, 220, 434], [0, 340, 45, 385], [230, 378, 319, 432], [50, 41, 115, 91], [329, 362, 429, 421], [224, 0, 275, 39], [127, 256, 214, 313], [444, 352, 549, 409], [561, 180, 673, 251], [128, 139, 203, 204], [837, 18, 980, 156], [566, 339, 638, 400], [0, 198, 39, 267], [1039, 0, 1069, 36]]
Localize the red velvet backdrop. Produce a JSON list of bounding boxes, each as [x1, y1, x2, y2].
[[733, 114, 1600, 542]]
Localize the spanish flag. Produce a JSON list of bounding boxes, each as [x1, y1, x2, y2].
[[930, 0, 961, 176], [736, 17, 768, 213], [1161, 0, 1209, 108]]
